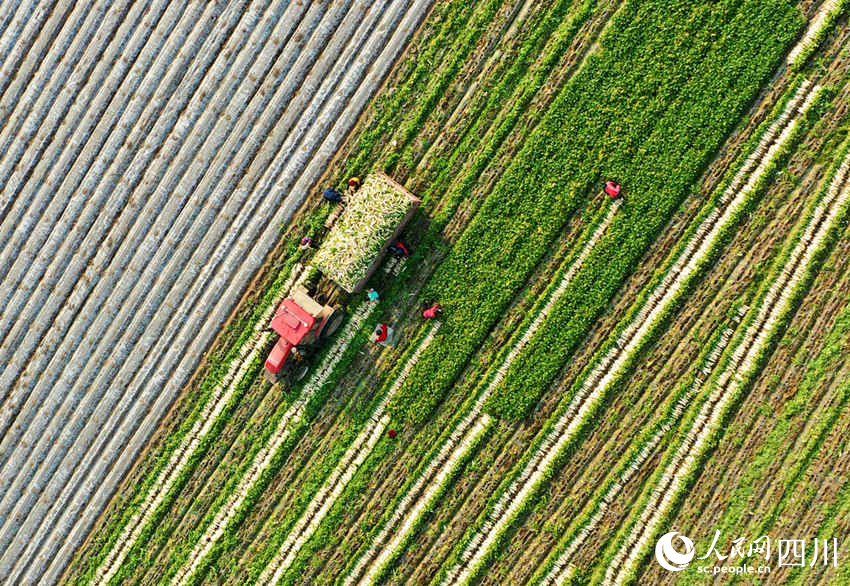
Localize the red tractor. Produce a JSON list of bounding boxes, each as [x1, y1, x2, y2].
[[264, 172, 420, 384], [264, 284, 344, 383]]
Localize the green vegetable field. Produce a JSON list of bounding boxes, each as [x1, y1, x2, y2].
[[64, 0, 850, 584]]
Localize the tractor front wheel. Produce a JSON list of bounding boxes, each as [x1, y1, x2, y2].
[[293, 363, 310, 382]]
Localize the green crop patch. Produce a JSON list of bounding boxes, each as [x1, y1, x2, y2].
[[389, 0, 803, 422]]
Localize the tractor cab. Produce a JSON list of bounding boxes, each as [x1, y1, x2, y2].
[[264, 285, 342, 383]]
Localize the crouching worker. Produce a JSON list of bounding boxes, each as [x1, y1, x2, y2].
[[604, 180, 622, 200], [389, 241, 410, 258], [371, 322, 396, 347], [323, 187, 344, 203], [422, 302, 441, 319]]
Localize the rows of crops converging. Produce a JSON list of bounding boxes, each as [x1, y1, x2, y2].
[[2, 0, 849, 584]]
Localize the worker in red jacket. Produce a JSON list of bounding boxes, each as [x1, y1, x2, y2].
[[372, 323, 389, 343], [604, 180, 622, 200], [389, 241, 410, 258], [422, 302, 441, 319]]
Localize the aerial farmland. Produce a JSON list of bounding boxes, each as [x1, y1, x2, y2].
[[0, 0, 848, 584]]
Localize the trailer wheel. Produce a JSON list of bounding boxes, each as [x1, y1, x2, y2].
[[322, 309, 345, 338]]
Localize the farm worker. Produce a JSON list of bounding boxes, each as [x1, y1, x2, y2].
[[323, 187, 343, 203], [389, 241, 410, 257], [300, 236, 314, 249], [387, 429, 397, 439], [348, 176, 361, 190], [604, 180, 622, 199], [372, 323, 389, 343], [367, 288, 380, 302], [423, 302, 441, 319]]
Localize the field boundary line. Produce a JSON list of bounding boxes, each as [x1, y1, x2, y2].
[[342, 200, 621, 585], [603, 147, 850, 585], [258, 322, 442, 586], [440, 80, 821, 586]]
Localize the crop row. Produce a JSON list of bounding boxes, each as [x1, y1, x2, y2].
[[71, 0, 544, 579], [349, 415, 492, 586], [110, 282, 386, 585], [602, 145, 850, 584], [210, 1, 626, 581], [339, 199, 620, 585], [786, 0, 848, 66], [412, 0, 600, 231], [168, 301, 377, 585], [536, 311, 743, 586], [704, 280, 850, 563], [680, 294, 850, 586], [438, 73, 820, 585], [256, 323, 441, 586], [0, 0, 434, 580], [388, 0, 803, 426], [1, 0, 267, 564], [257, 2, 804, 582], [340, 0, 496, 180], [90, 263, 304, 585]]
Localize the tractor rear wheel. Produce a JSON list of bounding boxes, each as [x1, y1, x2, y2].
[[322, 309, 344, 338]]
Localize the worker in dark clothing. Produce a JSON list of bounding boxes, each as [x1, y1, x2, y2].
[[389, 241, 410, 258], [604, 180, 622, 200], [323, 187, 343, 203]]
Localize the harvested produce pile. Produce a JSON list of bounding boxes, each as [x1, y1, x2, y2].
[[314, 173, 417, 292]]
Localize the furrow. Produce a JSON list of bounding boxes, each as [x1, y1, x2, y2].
[[90, 266, 298, 584], [0, 0, 104, 228], [360, 415, 492, 586], [538, 313, 744, 586], [0, 0, 210, 398], [440, 80, 821, 586], [0, 0, 172, 353], [0, 0, 339, 573], [169, 303, 379, 585], [0, 0, 31, 74], [0, 1, 185, 322], [258, 323, 442, 586], [0, 0, 229, 390], [0, 0, 139, 272], [344, 200, 622, 585], [0, 0, 247, 539], [0, 0, 65, 137], [0, 0, 308, 479], [602, 149, 850, 585]]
